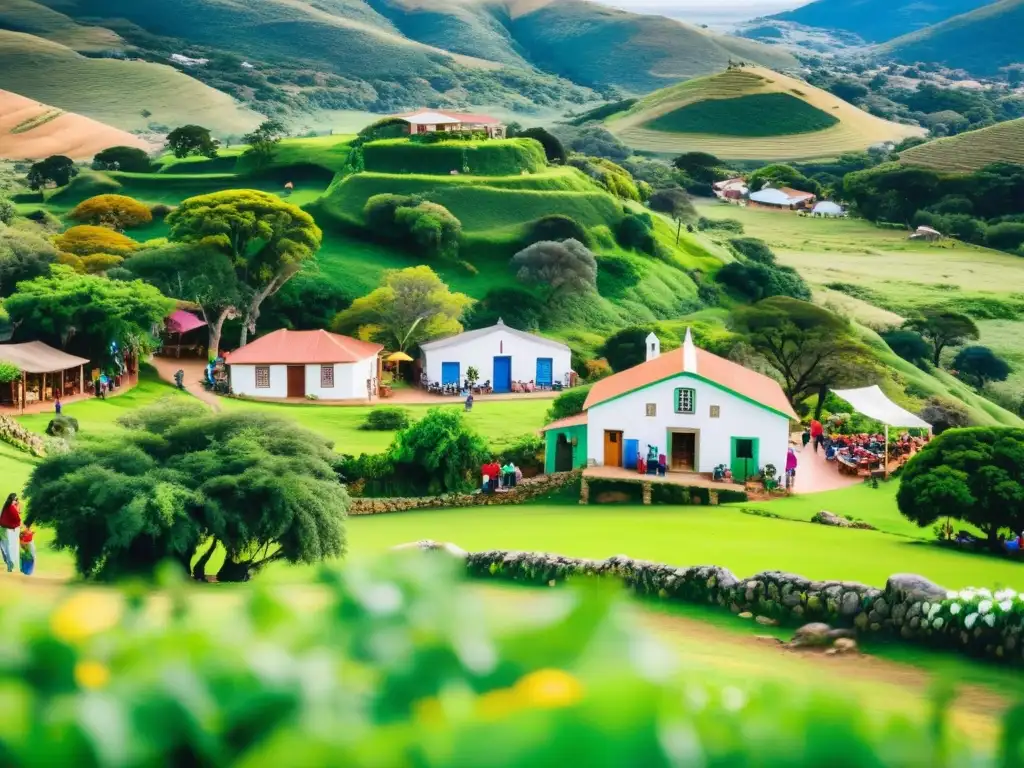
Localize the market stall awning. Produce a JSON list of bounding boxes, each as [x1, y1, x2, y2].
[[0, 341, 89, 374], [830, 385, 931, 429], [166, 310, 207, 334]]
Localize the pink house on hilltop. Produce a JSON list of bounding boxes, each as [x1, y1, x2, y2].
[[395, 109, 506, 139]]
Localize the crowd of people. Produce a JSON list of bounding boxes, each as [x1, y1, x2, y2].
[[0, 493, 34, 576], [801, 418, 928, 475], [481, 459, 523, 494]]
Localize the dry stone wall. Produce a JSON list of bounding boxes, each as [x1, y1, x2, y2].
[[401, 543, 1024, 666]]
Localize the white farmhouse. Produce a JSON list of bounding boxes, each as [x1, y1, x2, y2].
[[543, 331, 796, 480], [419, 319, 572, 392], [227, 329, 382, 400]]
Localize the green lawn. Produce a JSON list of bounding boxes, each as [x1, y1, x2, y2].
[[646, 93, 839, 136]]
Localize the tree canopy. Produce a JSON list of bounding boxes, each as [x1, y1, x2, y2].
[[241, 119, 287, 170], [464, 287, 545, 331], [26, 155, 77, 190], [69, 194, 153, 231], [54, 225, 139, 257], [599, 327, 678, 373], [897, 427, 1024, 549], [4, 265, 174, 361], [92, 146, 152, 173], [882, 329, 932, 368], [730, 297, 877, 416], [904, 309, 979, 367], [0, 227, 57, 298], [389, 408, 489, 494], [25, 401, 349, 581], [166, 190, 322, 345], [517, 128, 567, 164], [648, 188, 696, 221], [166, 125, 220, 159], [953, 346, 1011, 388], [747, 164, 820, 196], [331, 266, 472, 352], [511, 239, 598, 303]]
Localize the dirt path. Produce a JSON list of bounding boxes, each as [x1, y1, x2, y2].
[[149, 357, 221, 411]]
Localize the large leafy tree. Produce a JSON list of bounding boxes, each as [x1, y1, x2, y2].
[[0, 227, 57, 297], [3, 265, 174, 361], [92, 146, 152, 173], [599, 327, 679, 373], [897, 427, 1024, 549], [389, 408, 489, 494], [953, 346, 1011, 388], [54, 225, 139, 257], [166, 190, 322, 345], [125, 243, 242, 356], [332, 266, 472, 352], [166, 125, 220, 159], [24, 401, 349, 581], [68, 194, 153, 231], [241, 119, 287, 170], [511, 239, 598, 304], [730, 297, 877, 415], [26, 155, 77, 190], [904, 309, 979, 367]]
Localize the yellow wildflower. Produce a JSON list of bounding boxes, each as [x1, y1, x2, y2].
[[50, 592, 123, 644], [413, 696, 445, 726], [74, 661, 110, 690], [475, 687, 522, 721], [514, 669, 583, 709]]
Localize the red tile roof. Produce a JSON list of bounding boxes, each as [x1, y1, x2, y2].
[[778, 187, 816, 201], [226, 329, 382, 365], [539, 413, 589, 432], [583, 348, 797, 420]]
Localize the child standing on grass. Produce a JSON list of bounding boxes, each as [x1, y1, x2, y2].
[[19, 526, 35, 576]]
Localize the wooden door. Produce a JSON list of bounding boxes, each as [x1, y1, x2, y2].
[[671, 432, 695, 471], [603, 430, 622, 467], [287, 366, 305, 398]]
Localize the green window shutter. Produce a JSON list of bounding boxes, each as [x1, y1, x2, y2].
[[674, 387, 695, 414]]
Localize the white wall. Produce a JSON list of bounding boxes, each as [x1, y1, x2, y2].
[[585, 374, 790, 475], [231, 356, 378, 399], [422, 329, 571, 388], [230, 364, 288, 398]]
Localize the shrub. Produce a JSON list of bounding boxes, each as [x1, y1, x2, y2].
[[882, 329, 932, 367], [501, 433, 544, 476], [0, 196, 14, 226], [464, 287, 545, 331], [717, 488, 750, 504], [390, 408, 489, 494], [568, 156, 641, 201], [524, 215, 591, 247], [393, 201, 462, 259], [364, 193, 419, 232], [92, 146, 152, 173], [715, 261, 811, 302], [697, 217, 744, 233], [546, 384, 593, 422], [615, 213, 656, 254], [952, 346, 1011, 387], [53, 225, 139, 257], [79, 254, 125, 275], [45, 414, 80, 437], [729, 237, 776, 264], [918, 396, 968, 434], [599, 327, 660, 372], [511, 239, 598, 300], [516, 127, 567, 164], [360, 407, 411, 431], [583, 358, 613, 381], [985, 222, 1024, 252], [149, 203, 176, 219]]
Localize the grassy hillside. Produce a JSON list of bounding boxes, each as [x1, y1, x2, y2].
[[769, 0, 992, 43], [0, 89, 153, 160], [0, 30, 261, 134], [898, 119, 1024, 172], [608, 66, 925, 161], [0, 0, 122, 51], [157, 136, 357, 177], [362, 138, 547, 175], [645, 93, 839, 137], [504, 0, 797, 93], [880, 0, 1024, 75]]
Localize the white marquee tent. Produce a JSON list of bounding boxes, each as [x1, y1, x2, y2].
[[831, 385, 931, 477]]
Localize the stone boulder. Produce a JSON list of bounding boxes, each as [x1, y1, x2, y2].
[[811, 510, 876, 530], [789, 622, 855, 648]]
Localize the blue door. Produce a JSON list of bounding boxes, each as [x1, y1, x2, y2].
[[493, 356, 512, 393], [441, 362, 460, 386], [536, 357, 553, 388]]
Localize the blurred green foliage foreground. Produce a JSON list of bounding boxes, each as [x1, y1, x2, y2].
[[1, 554, 1022, 768]]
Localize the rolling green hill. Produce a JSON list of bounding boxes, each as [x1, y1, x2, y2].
[[361, 138, 547, 175], [0, 0, 121, 51], [608, 66, 924, 161], [880, 0, 1024, 75], [0, 29, 261, 134], [898, 118, 1024, 172], [768, 0, 993, 43]]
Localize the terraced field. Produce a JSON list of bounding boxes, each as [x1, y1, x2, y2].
[[609, 66, 924, 161], [899, 118, 1024, 172]]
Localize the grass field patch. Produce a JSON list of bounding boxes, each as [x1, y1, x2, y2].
[[645, 92, 839, 136]]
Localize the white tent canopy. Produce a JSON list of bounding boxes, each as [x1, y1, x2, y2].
[[831, 385, 931, 429]]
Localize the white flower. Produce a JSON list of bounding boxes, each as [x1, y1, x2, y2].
[[947, 591, 959, 600], [999, 600, 1013, 612], [983, 613, 997, 627], [922, 602, 931, 614], [950, 603, 962, 615], [979, 600, 993, 614], [965, 613, 979, 630], [959, 590, 975, 601], [933, 617, 944, 629], [929, 604, 942, 618], [978, 588, 992, 597]]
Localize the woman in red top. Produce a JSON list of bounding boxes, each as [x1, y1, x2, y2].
[[809, 419, 824, 454], [0, 493, 21, 573]]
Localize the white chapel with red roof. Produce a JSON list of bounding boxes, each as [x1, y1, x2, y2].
[[226, 329, 382, 401], [542, 330, 796, 481]]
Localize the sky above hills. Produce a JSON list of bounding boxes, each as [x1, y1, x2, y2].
[[595, 0, 807, 27]]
